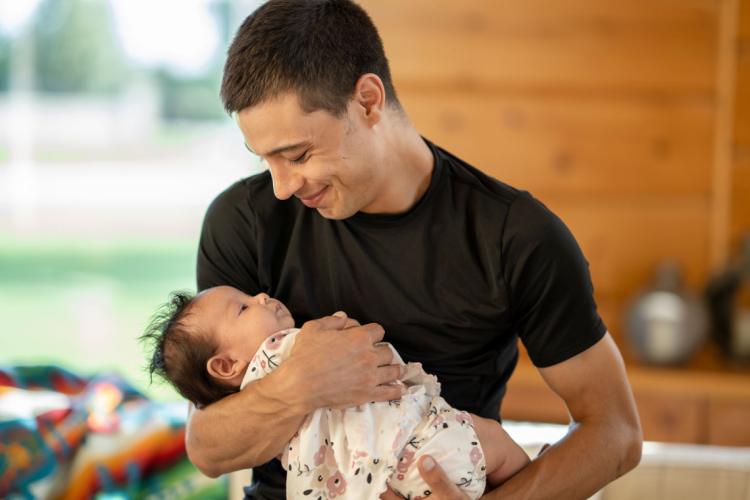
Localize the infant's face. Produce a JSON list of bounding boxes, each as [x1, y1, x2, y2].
[[191, 286, 295, 359]]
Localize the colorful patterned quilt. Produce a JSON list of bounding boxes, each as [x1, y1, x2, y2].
[[0, 365, 225, 499]]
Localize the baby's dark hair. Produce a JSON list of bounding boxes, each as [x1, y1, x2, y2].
[[140, 290, 239, 408]]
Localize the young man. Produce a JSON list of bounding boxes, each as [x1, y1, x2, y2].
[[188, 1, 643, 498]]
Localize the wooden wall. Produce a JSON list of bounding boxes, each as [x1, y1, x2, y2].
[[734, 0, 750, 251], [359, 0, 750, 357]]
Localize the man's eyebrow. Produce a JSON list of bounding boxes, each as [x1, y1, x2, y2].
[[244, 141, 309, 157]]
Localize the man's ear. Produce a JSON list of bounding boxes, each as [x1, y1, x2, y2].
[[206, 354, 241, 381], [352, 73, 385, 126]]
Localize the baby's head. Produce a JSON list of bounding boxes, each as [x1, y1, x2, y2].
[[141, 285, 294, 407]]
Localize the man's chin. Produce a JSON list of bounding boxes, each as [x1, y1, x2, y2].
[[316, 206, 353, 220]]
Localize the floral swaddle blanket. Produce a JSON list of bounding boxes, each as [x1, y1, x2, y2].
[[241, 329, 487, 499]]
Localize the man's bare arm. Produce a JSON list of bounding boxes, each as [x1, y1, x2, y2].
[[400, 332, 642, 500], [186, 314, 405, 478], [486, 332, 642, 499]]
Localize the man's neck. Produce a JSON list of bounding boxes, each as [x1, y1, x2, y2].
[[362, 120, 435, 215]]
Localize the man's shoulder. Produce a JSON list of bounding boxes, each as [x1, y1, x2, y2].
[[206, 170, 292, 220], [428, 140, 566, 235], [209, 170, 271, 206], [431, 141, 520, 207]]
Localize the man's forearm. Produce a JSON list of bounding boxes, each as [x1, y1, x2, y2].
[[186, 363, 307, 477], [486, 417, 642, 500], [184, 318, 401, 478]]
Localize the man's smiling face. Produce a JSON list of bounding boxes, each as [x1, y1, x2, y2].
[[236, 92, 384, 220]]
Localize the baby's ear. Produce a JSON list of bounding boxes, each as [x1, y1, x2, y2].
[[206, 354, 239, 380]]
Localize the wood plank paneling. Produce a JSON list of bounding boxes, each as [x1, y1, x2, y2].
[[709, 0, 740, 267], [635, 393, 706, 443], [361, 0, 717, 93], [733, 0, 750, 250], [501, 380, 568, 424], [502, 347, 568, 423], [504, 349, 750, 444], [731, 158, 750, 244], [708, 400, 750, 445], [592, 299, 624, 339], [627, 366, 750, 400], [740, 0, 750, 37], [545, 197, 710, 299], [503, 350, 708, 442], [402, 92, 714, 197], [736, 49, 750, 146]]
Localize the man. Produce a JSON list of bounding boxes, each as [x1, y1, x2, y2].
[[187, 1, 643, 498]]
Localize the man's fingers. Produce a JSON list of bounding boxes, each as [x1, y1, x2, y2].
[[376, 364, 405, 386], [374, 344, 395, 366], [417, 455, 469, 500], [330, 311, 361, 329], [362, 322, 386, 343], [330, 381, 405, 409], [343, 317, 361, 329], [301, 314, 349, 333], [300, 315, 384, 348]]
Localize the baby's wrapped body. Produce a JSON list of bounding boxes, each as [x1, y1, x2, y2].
[[241, 329, 487, 500]]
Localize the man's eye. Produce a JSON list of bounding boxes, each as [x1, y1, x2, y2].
[[286, 151, 309, 165]]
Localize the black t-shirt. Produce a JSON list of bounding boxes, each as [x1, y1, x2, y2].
[[196, 138, 606, 499]]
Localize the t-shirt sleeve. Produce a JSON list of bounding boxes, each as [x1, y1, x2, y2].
[[501, 191, 607, 367], [196, 180, 261, 294]]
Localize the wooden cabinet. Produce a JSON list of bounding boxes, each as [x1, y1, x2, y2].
[[632, 394, 705, 444], [708, 400, 750, 445], [502, 348, 750, 446]]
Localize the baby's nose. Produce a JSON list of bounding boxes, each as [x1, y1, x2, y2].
[[256, 293, 270, 304]]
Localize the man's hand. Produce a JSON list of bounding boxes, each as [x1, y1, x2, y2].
[[379, 456, 470, 500], [383, 334, 641, 500], [186, 312, 403, 476], [333, 310, 362, 330], [279, 312, 406, 414]]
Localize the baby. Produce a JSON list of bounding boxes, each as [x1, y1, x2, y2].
[[142, 286, 530, 499]]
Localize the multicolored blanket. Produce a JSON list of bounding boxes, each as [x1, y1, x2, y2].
[[0, 365, 225, 499]]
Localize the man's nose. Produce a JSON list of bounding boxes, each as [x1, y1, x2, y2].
[[269, 163, 304, 200]]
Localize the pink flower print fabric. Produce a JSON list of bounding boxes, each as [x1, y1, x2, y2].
[[326, 470, 347, 497], [470, 444, 483, 466], [243, 328, 298, 381], [387, 397, 487, 499], [263, 331, 287, 351], [240, 329, 487, 499]]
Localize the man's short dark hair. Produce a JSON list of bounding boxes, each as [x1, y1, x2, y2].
[[220, 0, 401, 116], [140, 291, 238, 408]]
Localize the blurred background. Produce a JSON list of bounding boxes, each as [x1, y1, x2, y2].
[[0, 0, 264, 400], [1, 0, 749, 498]]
